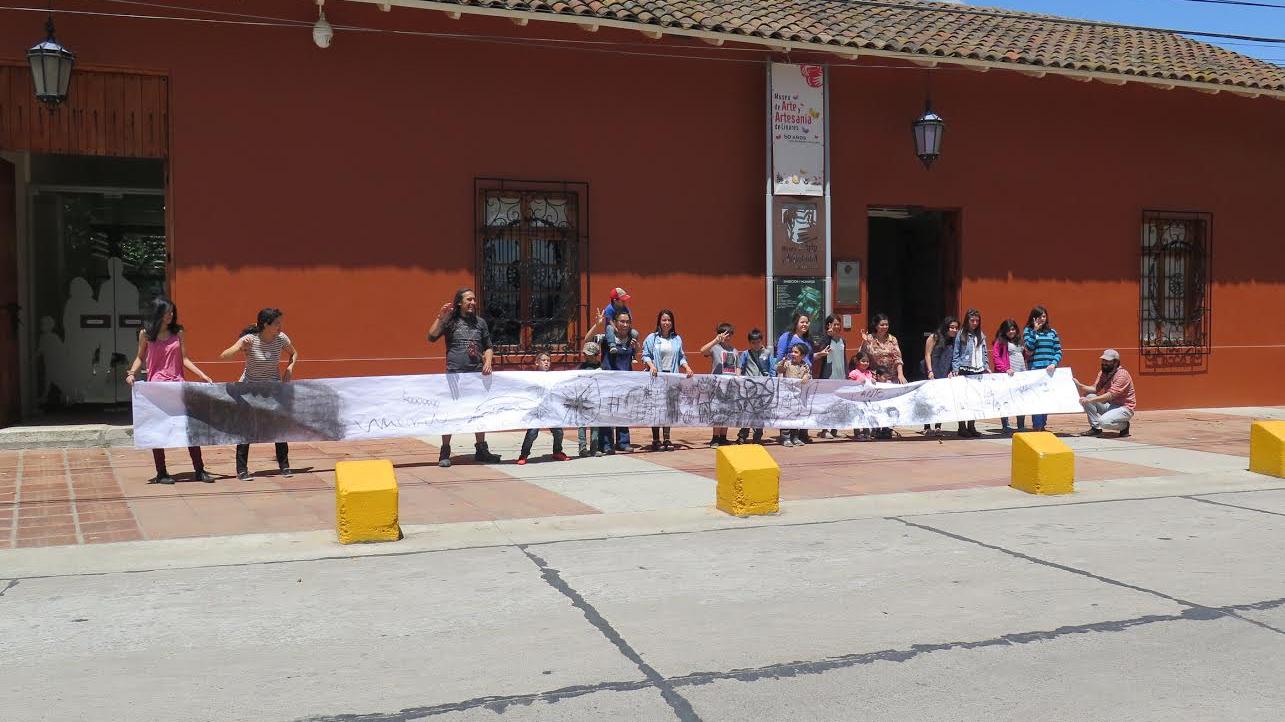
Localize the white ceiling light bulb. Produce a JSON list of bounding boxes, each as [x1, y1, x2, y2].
[[313, 1, 333, 48]]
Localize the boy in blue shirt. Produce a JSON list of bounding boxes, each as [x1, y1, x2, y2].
[[736, 328, 774, 444]]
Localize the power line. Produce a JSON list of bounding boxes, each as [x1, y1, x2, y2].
[[0, 5, 939, 69], [5, 0, 1285, 62], [1170, 0, 1285, 8], [95, 0, 1285, 46]]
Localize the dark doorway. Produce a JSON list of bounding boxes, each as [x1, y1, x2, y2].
[[866, 208, 960, 379], [28, 155, 166, 412], [0, 159, 18, 427]]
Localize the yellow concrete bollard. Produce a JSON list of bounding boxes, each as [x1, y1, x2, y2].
[[1011, 431, 1074, 495], [334, 459, 402, 544], [1249, 420, 1285, 479], [716, 444, 780, 517]]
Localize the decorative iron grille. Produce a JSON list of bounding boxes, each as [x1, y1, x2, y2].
[[1139, 211, 1211, 356], [476, 179, 589, 366]]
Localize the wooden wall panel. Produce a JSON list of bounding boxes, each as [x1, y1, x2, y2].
[[0, 65, 167, 158]]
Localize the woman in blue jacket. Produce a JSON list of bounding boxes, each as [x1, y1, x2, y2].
[[642, 309, 695, 451]]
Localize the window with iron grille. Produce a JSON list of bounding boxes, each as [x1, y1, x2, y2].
[[475, 179, 589, 363], [1140, 211, 1211, 356]]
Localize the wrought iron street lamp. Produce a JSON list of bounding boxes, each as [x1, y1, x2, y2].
[[912, 100, 945, 169], [27, 13, 75, 107]]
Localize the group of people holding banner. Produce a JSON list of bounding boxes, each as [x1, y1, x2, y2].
[[126, 286, 1137, 481], [429, 286, 1137, 467]]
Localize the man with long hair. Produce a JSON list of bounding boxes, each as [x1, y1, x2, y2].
[[428, 288, 501, 467]]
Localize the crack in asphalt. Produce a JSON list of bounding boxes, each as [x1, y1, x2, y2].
[[292, 600, 1269, 721], [1182, 494, 1285, 518], [516, 545, 703, 722], [890, 516, 1207, 607], [287, 679, 654, 722], [890, 516, 1285, 638]]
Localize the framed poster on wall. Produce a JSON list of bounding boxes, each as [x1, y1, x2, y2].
[[772, 276, 825, 343], [771, 196, 826, 277]]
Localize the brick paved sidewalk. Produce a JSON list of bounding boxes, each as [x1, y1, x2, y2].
[[0, 408, 1271, 550]]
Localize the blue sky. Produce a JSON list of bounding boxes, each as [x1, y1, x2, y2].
[[969, 0, 1285, 64]]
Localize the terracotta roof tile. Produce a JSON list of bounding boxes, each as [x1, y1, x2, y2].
[[440, 0, 1284, 90]]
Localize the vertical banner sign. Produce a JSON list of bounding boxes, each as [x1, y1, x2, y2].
[[771, 63, 825, 196]]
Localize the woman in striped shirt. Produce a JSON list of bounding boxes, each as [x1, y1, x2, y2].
[[1023, 305, 1063, 432], [220, 307, 298, 480]]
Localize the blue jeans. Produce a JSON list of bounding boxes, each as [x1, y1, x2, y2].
[[1032, 414, 1048, 430], [521, 427, 563, 457], [598, 427, 630, 450]]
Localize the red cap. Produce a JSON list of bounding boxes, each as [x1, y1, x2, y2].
[[610, 287, 631, 303]]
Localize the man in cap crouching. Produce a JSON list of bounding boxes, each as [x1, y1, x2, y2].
[[1076, 349, 1136, 438]]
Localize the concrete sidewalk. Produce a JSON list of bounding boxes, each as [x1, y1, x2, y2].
[[0, 406, 1278, 550]]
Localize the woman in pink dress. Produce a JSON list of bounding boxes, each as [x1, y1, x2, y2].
[[126, 297, 216, 484]]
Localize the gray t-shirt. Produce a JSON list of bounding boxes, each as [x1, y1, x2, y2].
[[821, 336, 846, 379], [709, 343, 738, 374], [437, 315, 492, 372], [1007, 341, 1026, 373]]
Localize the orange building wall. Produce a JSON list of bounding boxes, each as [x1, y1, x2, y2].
[[2, 0, 1282, 409]]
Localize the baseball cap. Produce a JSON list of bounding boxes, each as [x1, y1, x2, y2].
[[1100, 349, 1120, 362], [610, 287, 632, 303], [582, 341, 601, 356]]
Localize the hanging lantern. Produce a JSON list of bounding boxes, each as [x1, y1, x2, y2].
[[912, 101, 945, 169], [28, 15, 75, 107]]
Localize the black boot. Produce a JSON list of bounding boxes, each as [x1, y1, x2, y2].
[[475, 441, 501, 464], [193, 467, 215, 483], [152, 467, 174, 485], [438, 444, 452, 468]]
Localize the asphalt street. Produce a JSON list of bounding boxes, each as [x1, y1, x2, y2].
[[3, 480, 1284, 721]]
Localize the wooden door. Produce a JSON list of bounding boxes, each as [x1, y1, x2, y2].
[[939, 210, 962, 319], [0, 158, 19, 427]]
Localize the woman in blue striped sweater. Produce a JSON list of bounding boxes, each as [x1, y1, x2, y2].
[[1023, 305, 1062, 432]]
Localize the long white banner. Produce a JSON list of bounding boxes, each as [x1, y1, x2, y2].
[[132, 369, 1084, 449]]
